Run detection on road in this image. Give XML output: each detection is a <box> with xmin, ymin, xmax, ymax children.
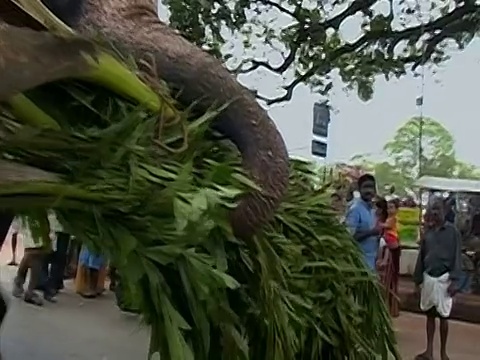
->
<box><xmin>394</xmin><ymin>312</ymin><xmax>480</xmax><ymax>359</ymax></box>
<box><xmin>0</xmin><ymin>237</ymin><xmax>480</xmax><ymax>359</ymax></box>
<box><xmin>0</xmin><ymin>265</ymin><xmax>148</xmax><ymax>360</ymax></box>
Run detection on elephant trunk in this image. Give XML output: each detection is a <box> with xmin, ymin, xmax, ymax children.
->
<box><xmin>77</xmin><ymin>1</ymin><xmax>290</xmax><ymax>238</ymax></box>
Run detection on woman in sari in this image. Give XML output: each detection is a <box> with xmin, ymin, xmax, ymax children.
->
<box><xmin>376</xmin><ymin>197</ymin><xmax>401</xmax><ymax>318</ymax></box>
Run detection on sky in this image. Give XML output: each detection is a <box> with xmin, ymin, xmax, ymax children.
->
<box><xmin>267</xmin><ymin>40</ymin><xmax>480</xmax><ymax>165</ymax></box>
<box><xmin>156</xmin><ymin>2</ymin><xmax>480</xmax><ymax>166</ymax></box>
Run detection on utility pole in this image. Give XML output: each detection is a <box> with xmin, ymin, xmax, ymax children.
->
<box><xmin>416</xmin><ymin>95</ymin><xmax>424</xmax><ymax>177</ymax></box>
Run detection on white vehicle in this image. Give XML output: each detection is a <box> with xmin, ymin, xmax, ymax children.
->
<box><xmin>413</xmin><ymin>176</ymin><xmax>480</xmax><ymax>293</ymax></box>
<box><xmin>415</xmin><ymin>176</ymin><xmax>480</xmax><ymax>214</ymax></box>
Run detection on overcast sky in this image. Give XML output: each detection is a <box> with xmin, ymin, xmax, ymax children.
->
<box><xmin>266</xmin><ymin>40</ymin><xmax>480</xmax><ymax>165</ymax></box>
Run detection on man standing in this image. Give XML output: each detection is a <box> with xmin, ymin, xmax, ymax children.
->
<box><xmin>345</xmin><ymin>174</ymin><xmax>380</xmax><ymax>271</ymax></box>
<box><xmin>45</xmin><ymin>211</ymin><xmax>70</xmax><ymax>293</ymax></box>
<box><xmin>413</xmin><ymin>199</ymin><xmax>462</xmax><ymax>360</ymax></box>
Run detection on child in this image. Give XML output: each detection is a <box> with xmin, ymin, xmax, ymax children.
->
<box><xmin>376</xmin><ymin>198</ymin><xmax>401</xmax><ymax>317</ymax></box>
<box><xmin>11</xmin><ymin>215</ymin><xmax>52</xmax><ymax>306</ymax></box>
<box><xmin>413</xmin><ymin>200</ymin><xmax>462</xmax><ymax>360</ymax></box>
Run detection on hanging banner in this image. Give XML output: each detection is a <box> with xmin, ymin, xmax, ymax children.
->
<box><xmin>311</xmin><ymin>139</ymin><xmax>327</xmax><ymax>158</ymax></box>
<box><xmin>312</xmin><ymin>101</ymin><xmax>330</xmax><ymax>138</ymax></box>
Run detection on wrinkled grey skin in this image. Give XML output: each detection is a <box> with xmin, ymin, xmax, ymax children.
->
<box><xmin>0</xmin><ymin>0</ymin><xmax>291</xmax><ymax>334</ymax></box>
<box><xmin>36</xmin><ymin>0</ymin><xmax>290</xmax><ymax>240</ymax></box>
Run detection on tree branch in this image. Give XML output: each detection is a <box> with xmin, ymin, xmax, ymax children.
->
<box><xmin>238</xmin><ymin>1</ymin><xmax>305</xmax><ymax>75</ymax></box>
<box><xmin>307</xmin><ymin>0</ymin><xmax>377</xmax><ymax>36</ymax></box>
<box><xmin>258</xmin><ymin>0</ymin><xmax>297</xmax><ymax>18</ymax></box>
<box><xmin>259</xmin><ymin>2</ymin><xmax>480</xmax><ymax>104</ymax></box>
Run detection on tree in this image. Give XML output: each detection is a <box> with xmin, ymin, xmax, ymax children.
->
<box><xmin>164</xmin><ymin>0</ymin><xmax>480</xmax><ymax>104</ymax></box>
<box><xmin>350</xmin><ymin>117</ymin><xmax>480</xmax><ymax>191</ymax></box>
<box><xmin>372</xmin><ymin>161</ymin><xmax>412</xmax><ymax>194</ymax></box>
<box><xmin>383</xmin><ymin>117</ymin><xmax>457</xmax><ymax>178</ymax></box>
<box><xmin>349</xmin><ymin>155</ymin><xmax>412</xmax><ymax>194</ymax></box>
<box><xmin>455</xmin><ymin>161</ymin><xmax>480</xmax><ymax>179</ymax></box>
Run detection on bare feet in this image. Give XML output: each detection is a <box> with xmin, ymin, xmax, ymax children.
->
<box><xmin>415</xmin><ymin>352</ymin><xmax>433</xmax><ymax>360</ymax></box>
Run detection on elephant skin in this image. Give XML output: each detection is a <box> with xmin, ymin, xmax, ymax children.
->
<box><xmin>33</xmin><ymin>0</ymin><xmax>290</xmax><ymax>240</ymax></box>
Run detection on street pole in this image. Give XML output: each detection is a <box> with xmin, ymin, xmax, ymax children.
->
<box><xmin>415</xmin><ymin>0</ymin><xmax>427</xmax><ymax>241</ymax></box>
<box><xmin>417</xmin><ymin>95</ymin><xmax>424</xmax><ymax>177</ymax></box>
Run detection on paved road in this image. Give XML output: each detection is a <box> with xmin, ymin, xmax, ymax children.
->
<box><xmin>0</xmin><ymin>266</ymin><xmax>148</xmax><ymax>360</ymax></box>
<box><xmin>394</xmin><ymin>312</ymin><xmax>480</xmax><ymax>359</ymax></box>
<box><xmin>1</xmin><ymin>235</ymin><xmax>480</xmax><ymax>359</ymax></box>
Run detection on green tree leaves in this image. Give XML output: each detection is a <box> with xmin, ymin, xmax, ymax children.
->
<box><xmin>161</xmin><ymin>0</ymin><xmax>480</xmax><ymax>104</ymax></box>
<box><xmin>352</xmin><ymin>117</ymin><xmax>480</xmax><ymax>194</ymax></box>
<box><xmin>384</xmin><ymin>117</ymin><xmax>456</xmax><ymax>179</ymax></box>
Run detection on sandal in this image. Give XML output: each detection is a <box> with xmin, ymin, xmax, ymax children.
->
<box><xmin>12</xmin><ymin>284</ymin><xmax>24</xmax><ymax>298</ymax></box>
<box><xmin>24</xmin><ymin>293</ymin><xmax>43</xmax><ymax>306</ymax></box>
<box><xmin>44</xmin><ymin>292</ymin><xmax>58</xmax><ymax>303</ymax></box>
<box><xmin>79</xmin><ymin>292</ymin><xmax>97</xmax><ymax>299</ymax></box>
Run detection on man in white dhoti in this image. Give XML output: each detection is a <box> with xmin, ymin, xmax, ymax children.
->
<box><xmin>413</xmin><ymin>199</ymin><xmax>462</xmax><ymax>360</ymax></box>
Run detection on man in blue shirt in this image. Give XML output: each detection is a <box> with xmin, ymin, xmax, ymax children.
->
<box><xmin>345</xmin><ymin>174</ymin><xmax>380</xmax><ymax>271</ymax></box>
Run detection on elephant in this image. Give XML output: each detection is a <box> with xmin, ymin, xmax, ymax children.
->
<box><xmin>0</xmin><ymin>0</ymin><xmax>290</xmax><ymax>345</ymax></box>
<box><xmin>0</xmin><ymin>0</ymin><xmax>289</xmax><ymax>240</ymax></box>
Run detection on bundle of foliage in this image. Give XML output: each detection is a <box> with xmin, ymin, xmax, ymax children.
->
<box><xmin>0</xmin><ymin>95</ymin><xmax>400</xmax><ymax>359</ymax></box>
<box><xmin>0</xmin><ymin>2</ymin><xmax>399</xmax><ymax>358</ymax></box>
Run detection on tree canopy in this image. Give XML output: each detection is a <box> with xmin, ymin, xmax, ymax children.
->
<box><xmin>163</xmin><ymin>0</ymin><xmax>480</xmax><ymax>104</ymax></box>
<box><xmin>350</xmin><ymin>117</ymin><xmax>480</xmax><ymax>194</ymax></box>
<box><xmin>384</xmin><ymin>116</ymin><xmax>457</xmax><ymax>178</ymax></box>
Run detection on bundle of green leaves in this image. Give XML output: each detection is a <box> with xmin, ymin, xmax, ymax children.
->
<box><xmin>0</xmin><ymin>79</ymin><xmax>399</xmax><ymax>359</ymax></box>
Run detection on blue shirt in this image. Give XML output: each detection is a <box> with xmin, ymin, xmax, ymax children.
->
<box><xmin>345</xmin><ymin>199</ymin><xmax>379</xmax><ymax>271</ymax></box>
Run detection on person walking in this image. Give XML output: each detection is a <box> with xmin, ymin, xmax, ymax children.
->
<box><xmin>11</xmin><ymin>215</ymin><xmax>51</xmax><ymax>306</ymax></box>
<box><xmin>413</xmin><ymin>199</ymin><xmax>462</xmax><ymax>360</ymax></box>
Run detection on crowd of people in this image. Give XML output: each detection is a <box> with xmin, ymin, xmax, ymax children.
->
<box><xmin>6</xmin><ymin>211</ymin><xmax>109</xmax><ymax>306</ymax></box>
<box><xmin>337</xmin><ymin>174</ymin><xmax>462</xmax><ymax>360</ymax></box>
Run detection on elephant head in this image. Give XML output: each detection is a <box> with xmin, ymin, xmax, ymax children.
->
<box><xmin>0</xmin><ymin>21</ymin><xmax>102</xmax><ymax>240</ymax></box>
<box><xmin>1</xmin><ymin>0</ymin><xmax>289</xmax><ymax>240</ymax></box>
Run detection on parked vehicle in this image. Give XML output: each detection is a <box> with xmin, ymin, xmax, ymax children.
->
<box><xmin>415</xmin><ymin>176</ymin><xmax>480</xmax><ymax>293</ymax></box>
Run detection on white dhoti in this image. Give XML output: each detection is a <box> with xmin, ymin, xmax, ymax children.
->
<box><xmin>420</xmin><ymin>272</ymin><xmax>453</xmax><ymax>318</ymax></box>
